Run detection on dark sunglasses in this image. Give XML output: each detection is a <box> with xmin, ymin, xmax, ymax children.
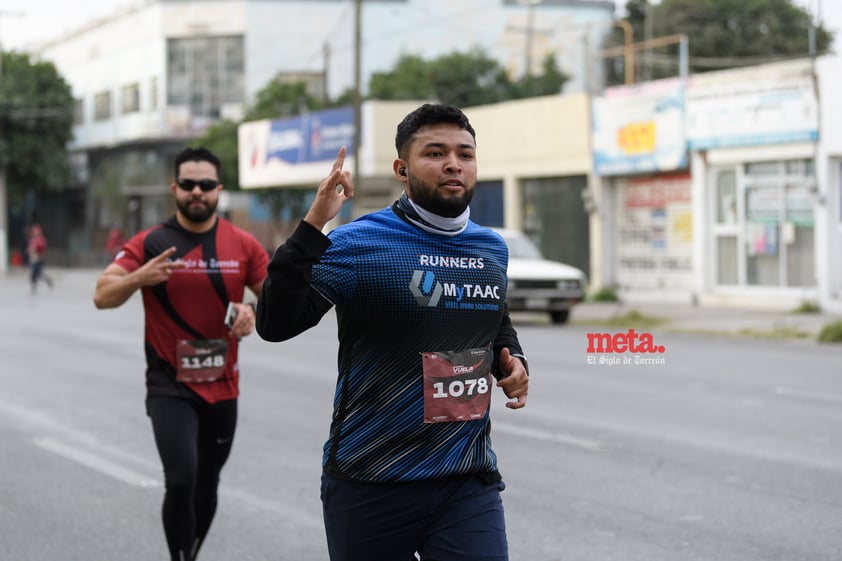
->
<box><xmin>177</xmin><ymin>178</ymin><xmax>220</xmax><ymax>192</ymax></box>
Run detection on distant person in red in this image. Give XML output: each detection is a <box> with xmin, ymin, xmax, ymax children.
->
<box><xmin>27</xmin><ymin>223</ymin><xmax>54</xmax><ymax>294</ymax></box>
<box><xmin>105</xmin><ymin>227</ymin><xmax>126</xmax><ymax>260</ymax></box>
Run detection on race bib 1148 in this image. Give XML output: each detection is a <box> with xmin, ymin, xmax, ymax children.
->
<box><xmin>176</xmin><ymin>338</ymin><xmax>228</xmax><ymax>383</ymax></box>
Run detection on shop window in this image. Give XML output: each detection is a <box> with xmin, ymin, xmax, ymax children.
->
<box><xmin>717</xmin><ymin>236</ymin><xmax>738</xmax><ymax>285</ymax></box>
<box><xmin>745</xmin><ymin>162</ymin><xmax>778</xmax><ymax>176</ymax></box>
<box><xmin>786</xmin><ymin>225</ymin><xmax>815</xmax><ymax>287</ymax></box>
<box><xmin>716</xmin><ymin>170</ymin><xmax>737</xmax><ymax>224</ymax></box>
<box><xmin>710</xmin><ymin>160</ymin><xmax>815</xmax><ymax>289</ymax></box>
<box><xmin>746</xmin><ymin>222</ymin><xmax>780</xmax><ymax>286</ymax></box>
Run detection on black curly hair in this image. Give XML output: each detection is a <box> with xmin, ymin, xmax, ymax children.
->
<box><xmin>395</xmin><ymin>103</ymin><xmax>476</xmax><ymax>158</ymax></box>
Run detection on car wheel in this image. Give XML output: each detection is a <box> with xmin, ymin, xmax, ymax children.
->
<box><xmin>550</xmin><ymin>310</ymin><xmax>570</xmax><ymax>324</ymax></box>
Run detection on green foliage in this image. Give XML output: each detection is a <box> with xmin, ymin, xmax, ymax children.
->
<box><xmin>369</xmin><ymin>55</ymin><xmax>433</xmax><ymax>101</ymax></box>
<box><xmin>529</xmin><ymin>54</ymin><xmax>568</xmax><ymax>97</ymax></box>
<box><xmin>604</xmin><ymin>0</ymin><xmax>834</xmax><ymax>85</ymax></box>
<box><xmin>792</xmin><ymin>300</ymin><xmax>821</xmax><ymax>314</ymax></box>
<box><xmin>256</xmin><ymin>188</ymin><xmax>311</xmax><ymax>223</ymax></box>
<box><xmin>817</xmin><ymin>321</ymin><xmax>842</xmax><ymax>343</ymax></box>
<box><xmin>189</xmin><ymin>119</ymin><xmax>240</xmax><ymax>189</ymax></box>
<box><xmin>735</xmin><ymin>326</ymin><xmax>810</xmax><ymax>339</ymax></box>
<box><xmin>590</xmin><ymin>286</ymin><xmax>619</xmax><ymax>302</ymax></box>
<box><xmin>368</xmin><ymin>47</ymin><xmax>568</xmax><ymax>107</ymax></box>
<box><xmin>590</xmin><ymin>309</ymin><xmax>669</xmax><ymax>329</ymax></box>
<box><xmin>0</xmin><ymin>52</ymin><xmax>75</xmax><ymax>204</ymax></box>
<box><xmin>246</xmin><ymin>80</ymin><xmax>328</xmax><ymax>121</ymax></box>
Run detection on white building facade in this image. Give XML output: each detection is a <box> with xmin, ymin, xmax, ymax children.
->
<box><xmin>24</xmin><ymin>0</ymin><xmax>614</xmax><ymax>263</ymax></box>
<box><xmin>815</xmin><ymin>54</ymin><xmax>842</xmax><ymax>314</ymax></box>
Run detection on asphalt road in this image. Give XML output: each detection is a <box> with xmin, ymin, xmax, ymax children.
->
<box><xmin>1</xmin><ymin>269</ymin><xmax>841</xmax><ymax>561</ymax></box>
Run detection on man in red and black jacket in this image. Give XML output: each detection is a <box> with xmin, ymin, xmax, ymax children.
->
<box><xmin>94</xmin><ymin>146</ymin><xmax>268</xmax><ymax>561</ymax></box>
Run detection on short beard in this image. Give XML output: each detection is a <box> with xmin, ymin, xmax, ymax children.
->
<box><xmin>407</xmin><ymin>176</ymin><xmax>473</xmax><ymax>218</ymax></box>
<box><xmin>177</xmin><ymin>197</ymin><xmax>217</xmax><ymax>224</ymax></box>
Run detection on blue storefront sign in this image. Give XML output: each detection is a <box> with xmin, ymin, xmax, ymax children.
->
<box><xmin>265</xmin><ymin>107</ymin><xmax>355</xmax><ymax>165</ymax></box>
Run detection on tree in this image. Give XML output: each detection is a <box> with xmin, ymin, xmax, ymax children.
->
<box><xmin>603</xmin><ymin>0</ymin><xmax>834</xmax><ymax>85</ymax></box>
<box><xmin>524</xmin><ymin>54</ymin><xmax>569</xmax><ymax>98</ymax></box>
<box><xmin>192</xmin><ymin>119</ymin><xmax>240</xmax><ymax>189</ymax></box>
<box><xmin>368</xmin><ymin>54</ymin><xmax>433</xmax><ymax>101</ymax></box>
<box><xmin>368</xmin><ymin>47</ymin><xmax>569</xmax><ymax>107</ymax></box>
<box><xmin>246</xmin><ymin>80</ymin><xmax>328</xmax><ymax>121</ymax></box>
<box><xmin>0</xmin><ymin>51</ymin><xmax>74</xmax><ymax>207</ymax></box>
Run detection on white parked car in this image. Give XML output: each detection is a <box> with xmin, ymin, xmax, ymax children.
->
<box><xmin>493</xmin><ymin>228</ymin><xmax>587</xmax><ymax>324</ymax></box>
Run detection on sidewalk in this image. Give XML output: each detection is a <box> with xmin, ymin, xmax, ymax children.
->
<box><xmin>569</xmin><ymin>300</ymin><xmax>842</xmax><ymax>341</ymax></box>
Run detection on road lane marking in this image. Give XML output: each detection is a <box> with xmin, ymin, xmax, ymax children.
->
<box><xmin>33</xmin><ymin>436</ymin><xmax>160</xmax><ymax>488</ymax></box>
<box><xmin>492</xmin><ymin>422</ymin><xmax>602</xmax><ymax>450</ymax></box>
<box><xmin>774</xmin><ymin>387</ymin><xmax>842</xmax><ymax>404</ymax></box>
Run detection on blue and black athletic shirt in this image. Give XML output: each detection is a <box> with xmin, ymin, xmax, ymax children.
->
<box><xmin>257</xmin><ymin>204</ymin><xmax>527</xmax><ymax>483</ymax></box>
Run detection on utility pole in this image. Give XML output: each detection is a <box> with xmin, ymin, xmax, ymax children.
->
<box><xmin>0</xmin><ymin>10</ymin><xmax>25</xmax><ymax>275</ymax></box>
<box><xmin>524</xmin><ymin>0</ymin><xmax>538</xmax><ymax>84</ymax></box>
<box><xmin>322</xmin><ymin>41</ymin><xmax>331</xmax><ymax>106</ymax></box>
<box><xmin>614</xmin><ymin>19</ymin><xmax>635</xmax><ymax>85</ymax></box>
<box><xmin>642</xmin><ymin>1</ymin><xmax>653</xmax><ymax>81</ymax></box>
<box><xmin>599</xmin><ymin>32</ymin><xmax>688</xmax><ymax>85</ymax></box>
<box><xmin>506</xmin><ymin>0</ymin><xmax>550</xmax><ymax>92</ymax></box>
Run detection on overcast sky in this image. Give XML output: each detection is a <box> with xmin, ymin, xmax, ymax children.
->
<box><xmin>0</xmin><ymin>0</ymin><xmax>837</xmax><ymax>58</ymax></box>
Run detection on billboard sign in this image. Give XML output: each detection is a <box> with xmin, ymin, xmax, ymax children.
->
<box><xmin>239</xmin><ymin>107</ymin><xmax>355</xmax><ymax>188</ymax></box>
<box><xmin>592</xmin><ymin>79</ymin><xmax>687</xmax><ymax>176</ymax></box>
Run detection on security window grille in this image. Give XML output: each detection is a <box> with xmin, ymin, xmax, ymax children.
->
<box><xmin>167</xmin><ymin>35</ymin><xmax>244</xmax><ymax>118</ymax></box>
<box><xmin>73</xmin><ymin>99</ymin><xmax>84</xmax><ymax>125</ymax></box>
<box><xmin>122</xmin><ymin>83</ymin><xmax>140</xmax><ymax>114</ymax></box>
<box><xmin>94</xmin><ymin>91</ymin><xmax>112</xmax><ymax>121</ymax></box>
<box><xmin>150</xmin><ymin>77</ymin><xmax>158</xmax><ymax>110</ymax></box>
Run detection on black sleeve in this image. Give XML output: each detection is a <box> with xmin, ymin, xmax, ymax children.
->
<box><xmin>491</xmin><ymin>302</ymin><xmax>529</xmax><ymax>380</ymax></box>
<box><xmin>255</xmin><ymin>221</ymin><xmax>335</xmax><ymax>342</ymax></box>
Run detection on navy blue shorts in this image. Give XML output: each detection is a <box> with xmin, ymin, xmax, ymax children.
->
<box><xmin>321</xmin><ymin>472</ymin><xmax>508</xmax><ymax>561</ymax></box>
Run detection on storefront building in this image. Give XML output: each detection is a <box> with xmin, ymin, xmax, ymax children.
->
<box><xmin>591</xmin><ymin>78</ymin><xmax>694</xmax><ymax>302</ymax></box>
<box><xmin>686</xmin><ymin>59</ymin><xmax>820</xmax><ymax>310</ymax></box>
<box><xmin>591</xmin><ymin>58</ymin><xmax>826</xmax><ymax>310</ymax></box>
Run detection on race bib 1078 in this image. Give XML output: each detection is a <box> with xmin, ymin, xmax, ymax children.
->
<box><xmin>421</xmin><ymin>347</ymin><xmax>492</xmax><ymax>423</ymax></box>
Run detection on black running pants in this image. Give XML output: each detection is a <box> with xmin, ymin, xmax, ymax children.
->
<box><xmin>146</xmin><ymin>395</ymin><xmax>237</xmax><ymax>561</ymax></box>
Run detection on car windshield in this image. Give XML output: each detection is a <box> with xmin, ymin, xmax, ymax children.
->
<box><xmin>502</xmin><ymin>233</ymin><xmax>544</xmax><ymax>260</ymax></box>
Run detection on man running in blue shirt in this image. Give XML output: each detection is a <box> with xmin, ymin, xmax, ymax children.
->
<box><xmin>256</xmin><ymin>103</ymin><xmax>529</xmax><ymax>561</ymax></box>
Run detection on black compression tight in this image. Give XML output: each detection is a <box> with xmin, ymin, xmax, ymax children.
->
<box><xmin>147</xmin><ymin>395</ymin><xmax>237</xmax><ymax>561</ymax></box>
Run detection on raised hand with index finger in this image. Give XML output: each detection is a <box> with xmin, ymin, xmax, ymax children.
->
<box><xmin>304</xmin><ymin>146</ymin><xmax>354</xmax><ymax>231</ymax></box>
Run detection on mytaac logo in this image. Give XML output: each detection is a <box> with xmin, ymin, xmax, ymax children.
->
<box><xmin>410</xmin><ymin>270</ymin><xmax>443</xmax><ymax>307</ymax></box>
